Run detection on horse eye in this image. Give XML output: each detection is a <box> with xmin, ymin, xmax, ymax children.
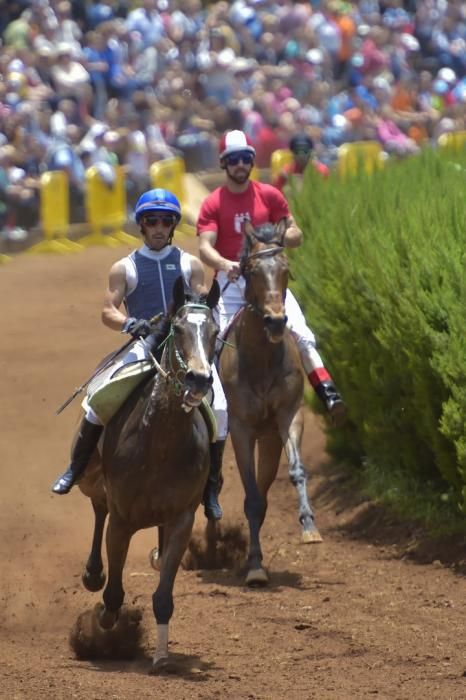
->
<box><xmin>172</xmin><ymin>321</ymin><xmax>183</xmax><ymax>334</ymax></box>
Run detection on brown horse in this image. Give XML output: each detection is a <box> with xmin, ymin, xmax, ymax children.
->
<box><xmin>77</xmin><ymin>276</ymin><xmax>220</xmax><ymax>672</ymax></box>
<box><xmin>219</xmin><ymin>220</ymin><xmax>322</xmax><ymax>586</ymax></box>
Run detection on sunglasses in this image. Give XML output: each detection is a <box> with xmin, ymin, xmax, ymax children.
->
<box><xmin>225</xmin><ymin>152</ymin><xmax>254</xmax><ymax>166</ymax></box>
<box><xmin>142</xmin><ymin>215</ymin><xmax>176</xmax><ymax>228</ymax></box>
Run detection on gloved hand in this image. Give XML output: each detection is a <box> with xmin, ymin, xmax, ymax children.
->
<box><xmin>122</xmin><ymin>317</ymin><xmax>152</xmax><ymax>339</ymax></box>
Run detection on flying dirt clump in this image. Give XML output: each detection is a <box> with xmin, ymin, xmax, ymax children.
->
<box><xmin>69</xmin><ymin>603</ymin><xmax>146</xmax><ymax>660</ymax></box>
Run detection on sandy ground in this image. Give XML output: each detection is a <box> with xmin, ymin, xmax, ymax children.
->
<box><xmin>0</xmin><ymin>239</ymin><xmax>465</xmax><ymax>700</ymax></box>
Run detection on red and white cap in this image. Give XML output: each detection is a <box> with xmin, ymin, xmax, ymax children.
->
<box><xmin>219</xmin><ymin>130</ymin><xmax>256</xmax><ymax>159</ymax></box>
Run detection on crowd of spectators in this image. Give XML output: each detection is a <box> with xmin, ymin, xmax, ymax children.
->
<box><xmin>0</xmin><ymin>0</ymin><xmax>464</xmax><ymax>237</ymax></box>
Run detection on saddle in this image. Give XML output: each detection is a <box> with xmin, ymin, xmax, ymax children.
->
<box><xmin>82</xmin><ymin>359</ymin><xmax>217</xmax><ymax>442</ymax></box>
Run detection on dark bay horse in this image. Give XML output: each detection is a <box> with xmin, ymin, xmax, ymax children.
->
<box><xmin>219</xmin><ymin>220</ymin><xmax>322</xmax><ymax>586</ymax></box>
<box><xmin>77</xmin><ymin>276</ymin><xmax>220</xmax><ymax>672</ymax></box>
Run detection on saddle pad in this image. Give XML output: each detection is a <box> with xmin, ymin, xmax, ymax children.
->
<box><xmin>83</xmin><ymin>360</ymin><xmax>156</xmax><ymax>425</ymax></box>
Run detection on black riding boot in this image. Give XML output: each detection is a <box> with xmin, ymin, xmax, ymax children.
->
<box><xmin>51</xmin><ymin>418</ymin><xmax>103</xmax><ymax>495</ymax></box>
<box><xmin>203</xmin><ymin>439</ymin><xmax>226</xmax><ymax>520</ymax></box>
<box><xmin>314</xmin><ymin>380</ymin><xmax>347</xmax><ymax>426</ymax></box>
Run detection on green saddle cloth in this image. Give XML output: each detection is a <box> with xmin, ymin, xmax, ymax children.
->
<box><xmin>82</xmin><ymin>359</ymin><xmax>217</xmax><ymax>442</ymax></box>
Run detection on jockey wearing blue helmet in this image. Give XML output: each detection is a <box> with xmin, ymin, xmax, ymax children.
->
<box><xmin>52</xmin><ymin>184</ymin><xmax>229</xmax><ymax>512</ymax></box>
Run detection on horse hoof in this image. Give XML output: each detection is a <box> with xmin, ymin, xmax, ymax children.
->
<box><xmin>82</xmin><ymin>568</ymin><xmax>106</xmax><ymax>592</ymax></box>
<box><xmin>245</xmin><ymin>568</ymin><xmax>269</xmax><ymax>587</ymax></box>
<box><xmin>149</xmin><ymin>655</ymin><xmax>171</xmax><ymax>675</ymax></box>
<box><xmin>149</xmin><ymin>547</ymin><xmax>161</xmax><ymax>571</ymax></box>
<box><xmin>302</xmin><ymin>530</ymin><xmax>323</xmax><ymax>544</ymax></box>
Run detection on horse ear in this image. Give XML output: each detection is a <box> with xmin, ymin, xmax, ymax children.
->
<box><xmin>276</xmin><ymin>217</ymin><xmax>287</xmax><ymax>245</ymax></box>
<box><xmin>205</xmin><ymin>279</ymin><xmax>220</xmax><ymax>309</ymax></box>
<box><xmin>172</xmin><ymin>275</ymin><xmax>186</xmax><ymax>312</ymax></box>
<box><xmin>243</xmin><ymin>218</ymin><xmax>256</xmax><ymax>244</ymax></box>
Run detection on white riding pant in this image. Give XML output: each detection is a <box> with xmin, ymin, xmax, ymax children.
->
<box><xmin>86</xmin><ymin>338</ymin><xmax>228</xmax><ymax>440</ymax></box>
<box><xmin>215</xmin><ymin>270</ymin><xmax>325</xmax><ymax>376</ymax></box>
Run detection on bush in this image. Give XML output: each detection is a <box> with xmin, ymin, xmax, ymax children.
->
<box><xmin>289</xmin><ymin>147</ymin><xmax>466</xmax><ymax>524</ymax></box>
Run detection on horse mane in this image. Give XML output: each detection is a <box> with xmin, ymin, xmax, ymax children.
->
<box><xmin>150</xmin><ymin>314</ymin><xmax>172</xmax><ymax>363</ymax></box>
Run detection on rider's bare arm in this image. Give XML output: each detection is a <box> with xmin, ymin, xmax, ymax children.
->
<box><xmin>189</xmin><ymin>255</ymin><xmax>207</xmax><ymax>295</ymax></box>
<box><xmin>283</xmin><ymin>214</ymin><xmax>303</xmax><ymax>248</ymax></box>
<box><xmin>199</xmin><ymin>230</ymin><xmax>241</xmax><ymax>281</ymax></box>
<box><xmin>101</xmin><ymin>260</ymin><xmax>130</xmax><ymax>331</ymax></box>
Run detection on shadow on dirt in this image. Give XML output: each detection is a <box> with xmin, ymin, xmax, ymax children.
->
<box><xmin>69</xmin><ymin>604</ymin><xmax>220</xmax><ymax>679</ymax></box>
<box><xmin>311</xmin><ymin>463</ymin><xmax>466</xmax><ymax>575</ymax></box>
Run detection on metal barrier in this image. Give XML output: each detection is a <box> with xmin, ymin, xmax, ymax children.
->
<box><xmin>27</xmin><ymin>171</ymin><xmax>82</xmax><ymax>254</ymax></box>
<box><xmin>80</xmin><ymin>165</ymin><xmax>137</xmax><ymax>248</ymax></box>
<box><xmin>337</xmin><ymin>141</ymin><xmax>385</xmax><ymax>178</ymax></box>
<box><xmin>150</xmin><ymin>157</ymin><xmax>186</xmax><ymax>206</ymax></box>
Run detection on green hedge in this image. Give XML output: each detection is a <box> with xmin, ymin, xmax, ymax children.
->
<box><xmin>289</xmin><ymin>148</ymin><xmax>466</xmax><ymax>521</ymax></box>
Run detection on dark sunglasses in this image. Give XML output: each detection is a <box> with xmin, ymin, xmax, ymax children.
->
<box><xmin>142</xmin><ymin>214</ymin><xmax>176</xmax><ymax>227</ymax></box>
<box><xmin>225</xmin><ymin>152</ymin><xmax>254</xmax><ymax>166</ymax></box>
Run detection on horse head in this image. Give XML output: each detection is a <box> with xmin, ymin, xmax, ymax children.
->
<box><xmin>167</xmin><ymin>276</ymin><xmax>220</xmax><ymax>408</ymax></box>
<box><xmin>241</xmin><ymin>218</ymin><xmax>289</xmax><ymax>343</ymax></box>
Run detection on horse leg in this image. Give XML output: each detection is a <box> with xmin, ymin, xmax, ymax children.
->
<box><xmin>230</xmin><ymin>423</ymin><xmax>267</xmax><ymax>586</ymax></box>
<box><xmin>151</xmin><ymin>510</ymin><xmax>195</xmax><ymax>673</ymax></box>
<box><xmin>82</xmin><ymin>496</ymin><xmax>108</xmax><ymax>591</ymax></box>
<box><xmin>284</xmin><ymin>408</ymin><xmax>322</xmax><ymax>543</ymax></box>
<box><xmin>100</xmin><ymin>512</ymin><xmax>132</xmax><ymax>630</ymax></box>
<box><xmin>149</xmin><ymin>526</ymin><xmax>164</xmax><ymax>572</ymax></box>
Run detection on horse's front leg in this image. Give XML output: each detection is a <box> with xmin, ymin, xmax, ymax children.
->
<box><xmin>82</xmin><ymin>496</ymin><xmax>108</xmax><ymax>591</ymax></box>
<box><xmin>100</xmin><ymin>512</ymin><xmax>132</xmax><ymax>629</ymax></box>
<box><xmin>283</xmin><ymin>408</ymin><xmax>322</xmax><ymax>543</ymax></box>
<box><xmin>230</xmin><ymin>421</ymin><xmax>267</xmax><ymax>586</ymax></box>
<box><xmin>151</xmin><ymin>509</ymin><xmax>195</xmax><ymax>673</ymax></box>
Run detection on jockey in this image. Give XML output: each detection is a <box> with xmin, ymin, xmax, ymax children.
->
<box><xmin>197</xmin><ymin>129</ymin><xmax>346</xmax><ymax>421</ymax></box>
<box><xmin>272</xmin><ymin>133</ymin><xmax>329</xmax><ymax>192</ymax></box>
<box><xmin>52</xmin><ymin>188</ymin><xmax>228</xmax><ymax>521</ymax></box>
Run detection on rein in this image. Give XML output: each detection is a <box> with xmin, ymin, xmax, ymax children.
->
<box><xmin>151</xmin><ymin>302</ymin><xmax>213</xmax><ymax>398</ymax></box>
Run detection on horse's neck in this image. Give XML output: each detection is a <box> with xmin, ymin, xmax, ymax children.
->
<box><xmin>237</xmin><ymin>307</ymin><xmax>285</xmax><ymax>361</ymax></box>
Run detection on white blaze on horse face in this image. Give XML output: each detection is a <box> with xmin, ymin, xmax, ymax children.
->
<box><xmin>187</xmin><ymin>312</ymin><xmax>210</xmax><ymax>371</ymax></box>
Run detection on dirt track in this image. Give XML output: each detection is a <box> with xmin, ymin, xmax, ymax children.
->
<box><xmin>1</xmin><ymin>240</ymin><xmax>465</xmax><ymax>700</ymax></box>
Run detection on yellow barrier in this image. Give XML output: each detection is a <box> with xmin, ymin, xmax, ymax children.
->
<box><xmin>80</xmin><ymin>165</ymin><xmax>137</xmax><ymax>248</ymax></box>
<box><xmin>337</xmin><ymin>141</ymin><xmax>385</xmax><ymax>178</ymax></box>
<box><xmin>27</xmin><ymin>171</ymin><xmax>82</xmax><ymax>254</ymax></box>
<box><xmin>270</xmin><ymin>149</ymin><xmax>294</xmax><ymax>181</ymax></box>
<box><xmin>438</xmin><ymin>130</ymin><xmax>466</xmax><ymax>151</ymax></box>
<box><xmin>0</xmin><ymin>253</ymin><xmax>11</xmax><ymax>264</ymax></box>
<box><xmin>150</xmin><ymin>157</ymin><xmax>186</xmax><ymax>206</ymax></box>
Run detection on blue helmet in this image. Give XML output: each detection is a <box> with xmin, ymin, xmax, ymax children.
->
<box><xmin>135</xmin><ymin>188</ymin><xmax>181</xmax><ymax>224</ymax></box>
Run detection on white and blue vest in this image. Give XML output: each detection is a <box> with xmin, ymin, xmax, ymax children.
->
<box><xmin>124</xmin><ymin>245</ymin><xmax>191</xmax><ymax>320</ymax></box>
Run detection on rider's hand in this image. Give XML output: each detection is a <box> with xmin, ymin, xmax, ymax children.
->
<box><xmin>222</xmin><ymin>260</ymin><xmax>241</xmax><ymax>282</ymax></box>
<box><xmin>122</xmin><ymin>317</ymin><xmax>152</xmax><ymax>339</ymax></box>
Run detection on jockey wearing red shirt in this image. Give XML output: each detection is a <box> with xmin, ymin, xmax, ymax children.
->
<box><xmin>197</xmin><ymin>129</ymin><xmax>346</xmax><ymax>426</ymax></box>
<box><xmin>272</xmin><ymin>133</ymin><xmax>329</xmax><ymax>193</ymax></box>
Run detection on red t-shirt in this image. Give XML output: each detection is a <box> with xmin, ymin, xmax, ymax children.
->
<box><xmin>197</xmin><ymin>180</ymin><xmax>290</xmax><ymax>261</ymax></box>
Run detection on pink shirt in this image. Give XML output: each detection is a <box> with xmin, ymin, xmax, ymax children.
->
<box><xmin>197</xmin><ymin>181</ymin><xmax>290</xmax><ymax>262</ymax></box>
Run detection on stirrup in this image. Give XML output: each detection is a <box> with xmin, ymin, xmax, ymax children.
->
<box><xmin>51</xmin><ymin>469</ymin><xmax>77</xmax><ymax>495</ymax></box>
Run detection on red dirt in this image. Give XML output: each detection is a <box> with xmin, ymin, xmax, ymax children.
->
<box><xmin>1</xmin><ymin>241</ymin><xmax>465</xmax><ymax>700</ymax></box>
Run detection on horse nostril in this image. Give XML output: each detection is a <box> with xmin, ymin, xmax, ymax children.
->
<box><xmin>185</xmin><ymin>370</ymin><xmax>212</xmax><ymax>392</ymax></box>
<box><xmin>263</xmin><ymin>315</ymin><xmax>287</xmax><ymax>332</ymax></box>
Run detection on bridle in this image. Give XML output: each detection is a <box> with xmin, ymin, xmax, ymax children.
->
<box><xmin>150</xmin><ymin>302</ymin><xmax>215</xmax><ymax>398</ymax></box>
<box><xmin>241</xmin><ymin>243</ymin><xmax>288</xmax><ymax>318</ymax></box>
